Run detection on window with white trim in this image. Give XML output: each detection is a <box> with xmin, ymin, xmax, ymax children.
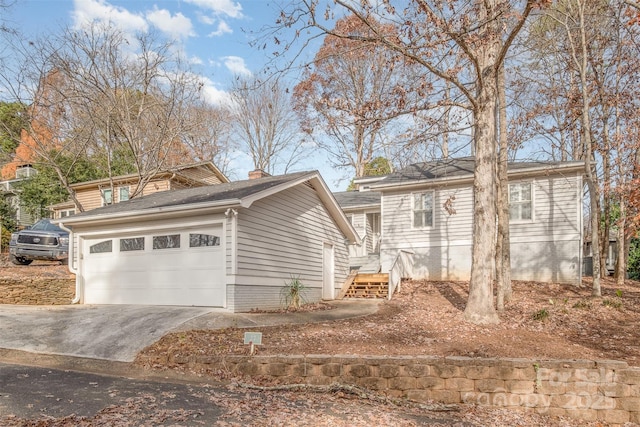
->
<box><xmin>102</xmin><ymin>189</ymin><xmax>112</xmax><ymax>206</ymax></box>
<box><xmin>413</xmin><ymin>191</ymin><xmax>434</xmax><ymax>228</ymax></box>
<box><xmin>120</xmin><ymin>237</ymin><xmax>144</xmax><ymax>252</ymax></box>
<box><xmin>153</xmin><ymin>234</ymin><xmax>180</xmax><ymax>249</ymax></box>
<box><xmin>189</xmin><ymin>233</ymin><xmax>220</xmax><ymax>247</ymax></box>
<box><xmin>509</xmin><ymin>182</ymin><xmax>533</xmax><ymax>221</ymax></box>
<box><xmin>119</xmin><ymin>186</ymin><xmax>130</xmax><ymax>202</ymax></box>
<box><xmin>59</xmin><ymin>209</ymin><xmax>75</xmax><ymax>218</ymax></box>
<box><xmin>90</xmin><ymin>240</ymin><xmax>112</xmax><ymax>254</ymax></box>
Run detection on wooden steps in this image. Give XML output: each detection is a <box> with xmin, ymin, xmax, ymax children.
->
<box><xmin>343</xmin><ymin>273</ymin><xmax>389</xmax><ymax>299</ymax></box>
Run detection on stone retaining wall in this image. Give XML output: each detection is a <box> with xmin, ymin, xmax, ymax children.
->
<box><xmin>151</xmin><ymin>354</ymin><xmax>640</xmax><ymax>424</ymax></box>
<box><xmin>0</xmin><ymin>278</ymin><xmax>75</xmax><ymax>305</ymax></box>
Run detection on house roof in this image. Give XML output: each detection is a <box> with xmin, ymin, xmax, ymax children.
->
<box><xmin>333</xmin><ymin>191</ymin><xmax>381</xmax><ymax>210</ymax></box>
<box><xmin>68</xmin><ymin>161</ymin><xmax>229</xmax><ymax>190</ymax></box>
<box><xmin>57</xmin><ymin>171</ymin><xmax>360</xmax><ymax>244</ymax></box>
<box><xmin>371</xmin><ymin>157</ymin><xmax>586</xmax><ymax>190</ymax></box>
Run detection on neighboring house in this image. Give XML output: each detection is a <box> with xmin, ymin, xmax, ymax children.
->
<box><xmin>584</xmin><ymin>232</ymin><xmax>618</xmax><ymax>276</ymax></box>
<box><xmin>56</xmin><ymin>171</ymin><xmax>359</xmax><ymax>311</ymax></box>
<box><xmin>0</xmin><ymin>164</ymin><xmax>38</xmax><ymax>227</ymax></box>
<box><xmin>335</xmin><ymin>158</ymin><xmax>586</xmax><ymax>286</ymax></box>
<box><xmin>50</xmin><ymin>162</ymin><xmax>228</xmax><ymax>219</ymax></box>
<box><xmin>364</xmin><ymin>157</ymin><xmax>586</xmax><ymax>285</ymax></box>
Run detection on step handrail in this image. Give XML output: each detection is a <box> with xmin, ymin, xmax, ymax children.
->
<box><xmin>388</xmin><ymin>249</ymin><xmax>414</xmax><ymax>299</ymax></box>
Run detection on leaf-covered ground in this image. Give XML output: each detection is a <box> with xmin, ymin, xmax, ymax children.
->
<box><xmin>138</xmin><ymin>278</ymin><xmax>640</xmax><ymax>367</ymax></box>
<box><xmin>3</xmin><ymin>257</ymin><xmax>639</xmax><ymax>426</ymax></box>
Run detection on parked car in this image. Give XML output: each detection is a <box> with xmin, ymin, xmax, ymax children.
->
<box><xmin>9</xmin><ymin>219</ymin><xmax>69</xmax><ymax>265</ymax></box>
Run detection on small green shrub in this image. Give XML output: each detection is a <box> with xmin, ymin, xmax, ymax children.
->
<box><xmin>572</xmin><ymin>300</ymin><xmax>591</xmax><ymax>310</ymax></box>
<box><xmin>615</xmin><ymin>289</ymin><xmax>623</xmax><ymax>298</ymax></box>
<box><xmin>281</xmin><ymin>275</ymin><xmax>307</xmax><ymax>310</ymax></box>
<box><xmin>602</xmin><ymin>298</ymin><xmax>622</xmax><ymax>309</ymax></box>
<box><xmin>532</xmin><ymin>308</ymin><xmax>549</xmax><ymax>321</ymax></box>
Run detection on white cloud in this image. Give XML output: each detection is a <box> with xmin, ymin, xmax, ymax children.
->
<box><xmin>199</xmin><ymin>76</ymin><xmax>231</xmax><ymax>106</ymax></box>
<box><xmin>71</xmin><ymin>0</ymin><xmax>148</xmax><ymax>32</ymax></box>
<box><xmin>146</xmin><ymin>7</ymin><xmax>194</xmax><ymax>40</ymax></box>
<box><xmin>184</xmin><ymin>0</ymin><xmax>243</xmax><ymax>18</ymax></box>
<box><xmin>222</xmin><ymin>56</ymin><xmax>251</xmax><ymax>76</ymax></box>
<box><xmin>208</xmin><ymin>20</ymin><xmax>232</xmax><ymax>37</ymax></box>
<box><xmin>189</xmin><ymin>55</ymin><xmax>204</xmax><ymax>65</ymax></box>
<box><xmin>196</xmin><ymin>13</ymin><xmax>216</xmax><ymax>25</ymax></box>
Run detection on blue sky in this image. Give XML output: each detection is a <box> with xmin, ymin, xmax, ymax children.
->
<box><xmin>6</xmin><ymin>0</ymin><xmax>279</xmax><ymax>102</ymax></box>
<box><xmin>3</xmin><ymin>0</ymin><xmax>347</xmax><ymax>189</ymax></box>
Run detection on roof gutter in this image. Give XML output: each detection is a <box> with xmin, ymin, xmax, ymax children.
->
<box><xmin>370</xmin><ymin>162</ymin><xmax>586</xmax><ymax>192</ymax></box>
<box><xmin>56</xmin><ymin>198</ymin><xmax>243</xmax><ymax>228</ymax></box>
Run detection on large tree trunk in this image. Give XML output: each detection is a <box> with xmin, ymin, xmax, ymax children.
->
<box><xmin>495</xmin><ymin>65</ymin><xmax>512</xmax><ymax>311</ymax></box>
<box><xmin>574</xmin><ymin>0</ymin><xmax>601</xmax><ymax>296</ymax></box>
<box><xmin>464</xmin><ymin>56</ymin><xmax>500</xmax><ymax>324</ymax></box>
<box><xmin>615</xmin><ymin>198</ymin><xmax>627</xmax><ymax>286</ymax></box>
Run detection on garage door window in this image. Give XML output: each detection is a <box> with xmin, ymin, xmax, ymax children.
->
<box><xmin>90</xmin><ymin>240</ymin><xmax>113</xmax><ymax>254</ymax></box>
<box><xmin>120</xmin><ymin>237</ymin><xmax>144</xmax><ymax>252</ymax></box>
<box><xmin>189</xmin><ymin>233</ymin><xmax>220</xmax><ymax>247</ymax></box>
<box><xmin>153</xmin><ymin>234</ymin><xmax>180</xmax><ymax>249</ymax></box>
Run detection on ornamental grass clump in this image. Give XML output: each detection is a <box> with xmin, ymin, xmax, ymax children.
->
<box><xmin>281</xmin><ymin>276</ymin><xmax>307</xmax><ymax>310</ymax></box>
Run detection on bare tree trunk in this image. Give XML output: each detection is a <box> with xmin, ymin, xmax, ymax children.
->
<box><xmin>568</xmin><ymin>0</ymin><xmax>601</xmax><ymax>295</ymax></box>
<box><xmin>464</xmin><ymin>53</ymin><xmax>500</xmax><ymax>324</ymax></box>
<box><xmin>615</xmin><ymin>199</ymin><xmax>626</xmax><ymax>286</ymax></box>
<box><xmin>496</xmin><ymin>64</ymin><xmax>512</xmax><ymax>311</ymax></box>
<box><xmin>600</xmin><ymin>136</ymin><xmax>611</xmax><ymax>276</ymax></box>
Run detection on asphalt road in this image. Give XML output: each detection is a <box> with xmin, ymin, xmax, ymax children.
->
<box><xmin>0</xmin><ymin>362</ymin><xmax>226</xmax><ymax>424</ymax></box>
<box><xmin>0</xmin><ymin>361</ymin><xmax>470</xmax><ymax>426</ymax></box>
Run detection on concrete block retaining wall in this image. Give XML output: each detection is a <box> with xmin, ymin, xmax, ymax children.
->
<box><xmin>0</xmin><ymin>278</ymin><xmax>75</xmax><ymax>305</ymax></box>
<box><xmin>155</xmin><ymin>354</ymin><xmax>640</xmax><ymax>424</ymax></box>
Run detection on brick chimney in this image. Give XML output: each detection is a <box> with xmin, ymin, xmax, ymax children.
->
<box><xmin>248</xmin><ymin>169</ymin><xmax>270</xmax><ymax>180</ymax></box>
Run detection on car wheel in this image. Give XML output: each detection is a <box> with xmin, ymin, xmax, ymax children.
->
<box><xmin>10</xmin><ymin>255</ymin><xmax>33</xmax><ymax>265</ymax></box>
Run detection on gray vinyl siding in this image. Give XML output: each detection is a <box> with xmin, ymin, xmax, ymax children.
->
<box><xmin>508</xmin><ymin>173</ymin><xmax>582</xmax><ymax>284</ymax></box>
<box><xmin>346</xmin><ymin>210</ymin><xmax>367</xmax><ymax>257</ymax></box>
<box><xmin>228</xmin><ymin>184</ymin><xmax>350</xmax><ymax>312</ymax></box>
<box><xmin>365</xmin><ymin>214</ymin><xmax>374</xmax><ymax>254</ymax></box>
<box><xmin>351</xmin><ymin>212</ymin><xmax>366</xmax><ymax>239</ymax></box>
<box><xmin>381</xmin><ymin>184</ymin><xmax>473</xmax><ymax>280</ymax></box>
<box><xmin>379</xmin><ymin>172</ymin><xmax>582</xmax><ymax>284</ymax></box>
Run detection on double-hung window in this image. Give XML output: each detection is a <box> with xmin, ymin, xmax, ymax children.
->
<box><xmin>509</xmin><ymin>182</ymin><xmax>533</xmax><ymax>221</ymax></box>
<box><xmin>119</xmin><ymin>186</ymin><xmax>130</xmax><ymax>202</ymax></box>
<box><xmin>102</xmin><ymin>189</ymin><xmax>113</xmax><ymax>206</ymax></box>
<box><xmin>413</xmin><ymin>191</ymin><xmax>434</xmax><ymax>228</ymax></box>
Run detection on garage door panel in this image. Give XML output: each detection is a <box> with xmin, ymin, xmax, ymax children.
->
<box><xmin>82</xmin><ymin>225</ymin><xmax>225</xmax><ymax>307</ymax></box>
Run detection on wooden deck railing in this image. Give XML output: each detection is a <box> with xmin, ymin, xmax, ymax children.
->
<box><xmin>388</xmin><ymin>250</ymin><xmax>414</xmax><ymax>299</ymax></box>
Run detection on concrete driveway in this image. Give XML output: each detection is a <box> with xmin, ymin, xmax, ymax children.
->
<box><xmin>0</xmin><ymin>300</ymin><xmax>380</xmax><ymax>363</ymax></box>
<box><xmin>0</xmin><ymin>305</ymin><xmax>214</xmax><ymax>362</ymax></box>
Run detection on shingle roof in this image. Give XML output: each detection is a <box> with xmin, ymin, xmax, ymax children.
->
<box><xmin>376</xmin><ymin>157</ymin><xmax>584</xmax><ymax>187</ymax></box>
<box><xmin>67</xmin><ymin>171</ymin><xmax>314</xmax><ymax>219</ymax></box>
<box><xmin>333</xmin><ymin>191</ymin><xmax>381</xmax><ymax>209</ymax></box>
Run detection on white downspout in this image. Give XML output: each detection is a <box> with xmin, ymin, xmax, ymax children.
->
<box><xmin>57</xmin><ymin>222</ymin><xmax>81</xmax><ymax>304</ymax></box>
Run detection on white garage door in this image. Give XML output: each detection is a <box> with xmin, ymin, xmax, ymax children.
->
<box><xmin>82</xmin><ymin>225</ymin><xmax>225</xmax><ymax>306</ymax></box>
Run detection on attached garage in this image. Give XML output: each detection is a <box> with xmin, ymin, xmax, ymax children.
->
<box><xmin>81</xmin><ymin>224</ymin><xmax>224</xmax><ymax>306</ymax></box>
<box><xmin>58</xmin><ymin>171</ymin><xmax>359</xmax><ymax>312</ymax></box>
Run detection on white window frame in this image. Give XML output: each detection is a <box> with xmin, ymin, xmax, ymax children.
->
<box><xmin>118</xmin><ymin>186</ymin><xmax>130</xmax><ymax>202</ymax></box>
<box><xmin>102</xmin><ymin>188</ymin><xmax>113</xmax><ymax>206</ymax></box>
<box><xmin>59</xmin><ymin>208</ymin><xmax>75</xmax><ymax>218</ymax></box>
<box><xmin>412</xmin><ymin>190</ymin><xmax>434</xmax><ymax>228</ymax></box>
<box><xmin>509</xmin><ymin>181</ymin><xmax>534</xmax><ymax>222</ymax></box>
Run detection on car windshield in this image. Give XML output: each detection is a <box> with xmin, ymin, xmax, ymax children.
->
<box><xmin>29</xmin><ymin>220</ymin><xmax>64</xmax><ymax>233</ymax></box>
